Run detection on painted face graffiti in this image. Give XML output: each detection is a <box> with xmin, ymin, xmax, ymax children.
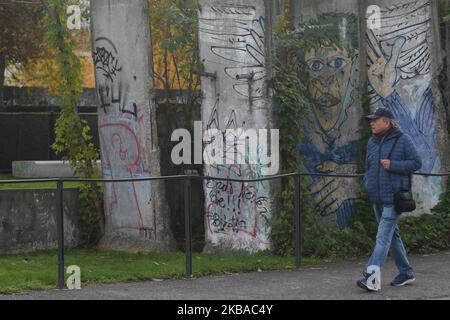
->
<box><xmin>305</xmin><ymin>45</ymin><xmax>354</xmax><ymax>132</ymax></box>
<box><xmin>296</xmin><ymin>12</ymin><xmax>361</xmax><ymax>228</ymax></box>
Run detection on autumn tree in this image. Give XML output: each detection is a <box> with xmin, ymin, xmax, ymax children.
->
<box><xmin>149</xmin><ymin>0</ymin><xmax>200</xmax><ymax>102</ymax></box>
<box><xmin>0</xmin><ymin>0</ymin><xmax>47</xmax><ymax>106</ymax></box>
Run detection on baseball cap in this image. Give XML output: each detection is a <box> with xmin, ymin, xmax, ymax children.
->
<box><xmin>366</xmin><ymin>107</ymin><xmax>394</xmax><ymax>120</ymax></box>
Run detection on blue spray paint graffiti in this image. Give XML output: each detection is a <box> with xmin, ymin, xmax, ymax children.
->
<box><xmin>367</xmin><ymin>0</ymin><xmax>442</xmax><ymax>212</ymax></box>
<box><xmin>297</xmin><ymin>13</ymin><xmax>361</xmax><ymax>228</ymax></box>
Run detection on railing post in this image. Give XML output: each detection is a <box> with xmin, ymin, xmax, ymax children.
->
<box><xmin>184</xmin><ymin>176</ymin><xmax>193</xmax><ymax>278</ymax></box>
<box><xmin>56</xmin><ymin>179</ymin><xmax>65</xmax><ymax>289</ymax></box>
<box><xmin>295</xmin><ymin>173</ymin><xmax>302</xmax><ymax>270</ymax></box>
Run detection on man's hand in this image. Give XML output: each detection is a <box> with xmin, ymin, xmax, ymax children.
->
<box><xmin>309</xmin><ymin>161</ymin><xmax>359</xmax><ymax>217</ymax></box>
<box><xmin>380</xmin><ymin>159</ymin><xmax>391</xmax><ymax>171</ymax></box>
<box><xmin>367</xmin><ymin>31</ymin><xmax>406</xmax><ymax>98</ymax></box>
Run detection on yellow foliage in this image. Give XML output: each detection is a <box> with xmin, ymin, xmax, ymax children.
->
<box><xmin>8</xmin><ymin>1</ymin><xmax>198</xmax><ymax>92</ymax></box>
<box><xmin>10</xmin><ymin>53</ymin><xmax>95</xmax><ymax>92</ymax></box>
<box><xmin>149</xmin><ymin>0</ymin><xmax>199</xmax><ymax>90</ymax></box>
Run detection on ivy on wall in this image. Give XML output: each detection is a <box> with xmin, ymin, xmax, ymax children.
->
<box><xmin>44</xmin><ymin>0</ymin><xmax>104</xmax><ymax>246</ymax></box>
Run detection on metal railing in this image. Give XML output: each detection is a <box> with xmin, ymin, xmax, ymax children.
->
<box><xmin>1</xmin><ymin>170</ymin><xmax>448</xmax><ymax>289</ymax></box>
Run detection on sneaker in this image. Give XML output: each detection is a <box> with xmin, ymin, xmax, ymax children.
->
<box><xmin>356</xmin><ymin>271</ymin><xmax>379</xmax><ymax>292</ymax></box>
<box><xmin>390</xmin><ymin>273</ymin><xmax>415</xmax><ymax>287</ymax></box>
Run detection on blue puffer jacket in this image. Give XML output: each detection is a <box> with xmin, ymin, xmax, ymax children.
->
<box><xmin>364</xmin><ymin>128</ymin><xmax>422</xmax><ymax>205</ymax></box>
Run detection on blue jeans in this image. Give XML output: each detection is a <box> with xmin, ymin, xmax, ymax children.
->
<box><xmin>367</xmin><ymin>204</ymin><xmax>414</xmax><ymax>276</ymax></box>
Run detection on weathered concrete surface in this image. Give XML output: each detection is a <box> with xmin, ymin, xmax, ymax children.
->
<box><xmin>366</xmin><ymin>0</ymin><xmax>450</xmax><ymax>217</ymax></box>
<box><xmin>293</xmin><ymin>0</ymin><xmax>364</xmax><ymax>228</ymax></box>
<box><xmin>91</xmin><ymin>0</ymin><xmax>174</xmax><ymax>251</ymax></box>
<box><xmin>3</xmin><ymin>252</ymin><xmax>450</xmax><ymax>300</ymax></box>
<box><xmin>0</xmin><ymin>189</ymin><xmax>81</xmax><ymax>254</ymax></box>
<box><xmin>12</xmin><ymin>161</ymin><xmax>102</xmax><ymax>178</ymax></box>
<box><xmin>198</xmin><ymin>0</ymin><xmax>280</xmax><ymax>253</ymax></box>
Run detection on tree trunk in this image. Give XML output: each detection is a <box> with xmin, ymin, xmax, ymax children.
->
<box><xmin>0</xmin><ymin>53</ymin><xmax>6</xmax><ymax>107</ymax></box>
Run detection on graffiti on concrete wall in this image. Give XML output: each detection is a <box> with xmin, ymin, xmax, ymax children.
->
<box><xmin>367</xmin><ymin>0</ymin><xmax>442</xmax><ymax>211</ymax></box>
<box><xmin>93</xmin><ymin>37</ymin><xmax>138</xmax><ymax>117</ymax></box>
<box><xmin>297</xmin><ymin>12</ymin><xmax>362</xmax><ymax>228</ymax></box>
<box><xmin>204</xmin><ymin>100</ymin><xmax>271</xmax><ymax>246</ymax></box>
<box><xmin>199</xmin><ymin>1</ymin><xmax>273</xmax><ymax>251</ymax></box>
<box><xmin>93</xmin><ymin>37</ymin><xmax>153</xmax><ymax>237</ymax></box>
<box><xmin>199</xmin><ymin>3</ymin><xmax>266</xmax><ymax>110</ymax></box>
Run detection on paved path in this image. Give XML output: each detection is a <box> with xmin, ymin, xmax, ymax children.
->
<box><xmin>2</xmin><ymin>252</ymin><xmax>450</xmax><ymax>300</ymax></box>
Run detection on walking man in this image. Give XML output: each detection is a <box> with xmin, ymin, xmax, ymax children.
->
<box><xmin>357</xmin><ymin>107</ymin><xmax>422</xmax><ymax>292</ymax></box>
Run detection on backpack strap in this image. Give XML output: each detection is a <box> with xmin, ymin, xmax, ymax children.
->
<box><xmin>387</xmin><ymin>134</ymin><xmax>402</xmax><ymax>160</ymax></box>
<box><xmin>387</xmin><ymin>134</ymin><xmax>412</xmax><ymax>190</ymax></box>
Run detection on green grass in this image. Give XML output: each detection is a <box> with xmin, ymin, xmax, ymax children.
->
<box><xmin>0</xmin><ymin>174</ymin><xmax>92</xmax><ymax>189</ymax></box>
<box><xmin>0</xmin><ymin>249</ymin><xmax>320</xmax><ymax>294</ymax></box>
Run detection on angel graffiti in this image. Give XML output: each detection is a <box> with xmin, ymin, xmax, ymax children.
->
<box><xmin>199</xmin><ymin>9</ymin><xmax>266</xmax><ymax>110</ymax></box>
<box><xmin>366</xmin><ymin>0</ymin><xmax>438</xmax><ymax>174</ymax></box>
<box><xmin>297</xmin><ymin>13</ymin><xmax>361</xmax><ymax>228</ymax></box>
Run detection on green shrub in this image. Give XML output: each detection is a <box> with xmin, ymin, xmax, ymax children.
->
<box><xmin>271</xmin><ymin>182</ymin><xmax>450</xmax><ymax>260</ymax></box>
<box><xmin>400</xmin><ymin>187</ymin><xmax>450</xmax><ymax>253</ymax></box>
<box><xmin>271</xmin><ymin>182</ymin><xmax>375</xmax><ymax>260</ymax></box>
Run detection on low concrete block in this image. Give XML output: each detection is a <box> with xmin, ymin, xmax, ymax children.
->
<box><xmin>0</xmin><ymin>188</ymin><xmax>82</xmax><ymax>254</ymax></box>
<box><xmin>12</xmin><ymin>161</ymin><xmax>101</xmax><ymax>178</ymax></box>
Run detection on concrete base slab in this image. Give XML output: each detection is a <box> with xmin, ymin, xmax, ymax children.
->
<box><xmin>12</xmin><ymin>161</ymin><xmax>101</xmax><ymax>178</ymax></box>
